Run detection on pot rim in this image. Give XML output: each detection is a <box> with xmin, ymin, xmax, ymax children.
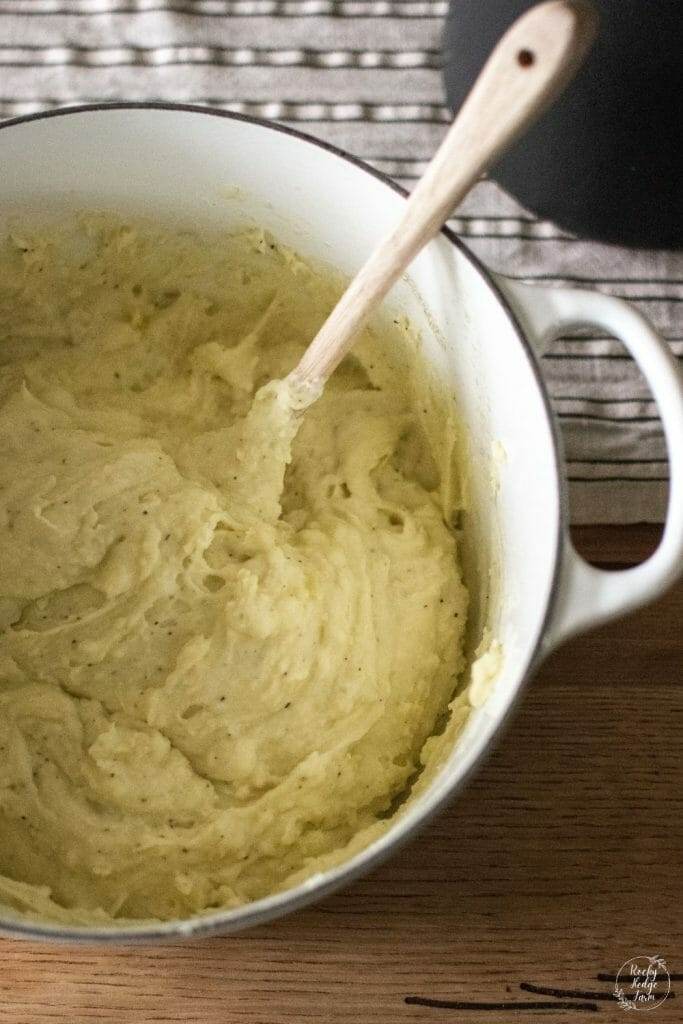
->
<box><xmin>0</xmin><ymin>101</ymin><xmax>566</xmax><ymax>943</ymax></box>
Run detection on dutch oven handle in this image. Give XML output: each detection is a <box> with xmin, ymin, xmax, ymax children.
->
<box><xmin>496</xmin><ymin>275</ymin><xmax>683</xmax><ymax>651</ymax></box>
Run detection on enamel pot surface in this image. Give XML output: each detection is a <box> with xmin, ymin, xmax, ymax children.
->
<box><xmin>1</xmin><ymin>105</ymin><xmax>682</xmax><ymax>942</ymax></box>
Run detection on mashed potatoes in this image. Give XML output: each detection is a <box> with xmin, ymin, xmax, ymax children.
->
<box><xmin>0</xmin><ymin>214</ymin><xmax>467</xmax><ymax>924</ymax></box>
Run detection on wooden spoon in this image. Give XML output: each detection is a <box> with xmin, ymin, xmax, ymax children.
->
<box><xmin>287</xmin><ymin>0</ymin><xmax>598</xmax><ymax>404</ymax></box>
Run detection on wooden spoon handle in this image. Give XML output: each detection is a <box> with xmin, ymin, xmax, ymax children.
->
<box><xmin>289</xmin><ymin>0</ymin><xmax>598</xmax><ymax>397</ymax></box>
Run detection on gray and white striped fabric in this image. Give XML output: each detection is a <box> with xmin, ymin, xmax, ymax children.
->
<box><xmin>1</xmin><ymin>0</ymin><xmax>680</xmax><ymax>523</ymax></box>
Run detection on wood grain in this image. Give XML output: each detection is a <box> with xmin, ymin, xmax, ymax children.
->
<box><xmin>0</xmin><ymin>525</ymin><xmax>680</xmax><ymax>1024</ymax></box>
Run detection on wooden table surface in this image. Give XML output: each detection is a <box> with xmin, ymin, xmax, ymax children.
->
<box><xmin>1</xmin><ymin>525</ymin><xmax>680</xmax><ymax>1024</ymax></box>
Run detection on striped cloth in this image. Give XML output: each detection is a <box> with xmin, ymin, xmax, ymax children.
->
<box><xmin>1</xmin><ymin>0</ymin><xmax>681</xmax><ymax>523</ymax></box>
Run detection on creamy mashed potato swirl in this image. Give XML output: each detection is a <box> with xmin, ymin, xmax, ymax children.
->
<box><xmin>0</xmin><ymin>215</ymin><xmax>467</xmax><ymax>924</ymax></box>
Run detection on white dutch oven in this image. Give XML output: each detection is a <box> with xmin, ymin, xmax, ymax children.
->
<box><xmin>1</xmin><ymin>104</ymin><xmax>682</xmax><ymax>942</ymax></box>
